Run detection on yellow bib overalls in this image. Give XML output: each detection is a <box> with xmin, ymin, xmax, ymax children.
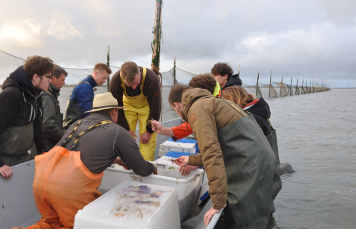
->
<box><xmin>120</xmin><ymin>68</ymin><xmax>157</xmax><ymax>161</ymax></box>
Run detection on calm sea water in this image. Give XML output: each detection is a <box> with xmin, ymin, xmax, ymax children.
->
<box><xmin>4</xmin><ymin>86</ymin><xmax>356</xmax><ymax>228</ymax></box>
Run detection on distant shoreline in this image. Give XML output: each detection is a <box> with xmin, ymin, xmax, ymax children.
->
<box><xmin>0</xmin><ymin>84</ymin><xmax>354</xmax><ymax>89</ymax></box>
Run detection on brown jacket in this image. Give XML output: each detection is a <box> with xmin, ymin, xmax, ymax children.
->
<box><xmin>110</xmin><ymin>67</ymin><xmax>161</xmax><ymax>132</ymax></box>
<box><xmin>182</xmin><ymin>88</ymin><xmax>247</xmax><ymax>210</ymax></box>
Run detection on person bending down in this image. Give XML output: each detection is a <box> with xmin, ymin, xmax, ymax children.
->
<box><xmin>166</xmin><ymin>84</ymin><xmax>280</xmax><ymax>228</ymax></box>
<box><xmin>20</xmin><ymin>93</ymin><xmax>156</xmax><ymax>229</ymax></box>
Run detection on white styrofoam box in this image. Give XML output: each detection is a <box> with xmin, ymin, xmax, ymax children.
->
<box><xmin>198</xmin><ymin>172</ymin><xmax>209</xmax><ymax>205</ymax></box>
<box><xmin>100</xmin><ymin>163</ymin><xmax>204</xmax><ymax>222</ymax></box>
<box><xmin>155</xmin><ymin>156</ymin><xmax>178</xmax><ymax>170</ymax></box>
<box><xmin>155</xmin><ymin>156</ymin><xmax>209</xmax><ymax>206</ymax></box>
<box><xmin>159</xmin><ymin>141</ymin><xmax>196</xmax><ymax>154</ymax></box>
<box><xmin>74</xmin><ymin>181</ymin><xmax>180</xmax><ymax>229</ymax></box>
<box><xmin>159</xmin><ymin>149</ymin><xmax>166</xmax><ymax>157</ymax></box>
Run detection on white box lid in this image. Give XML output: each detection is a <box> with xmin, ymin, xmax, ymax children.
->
<box><xmin>78</xmin><ymin>181</ymin><xmax>176</xmax><ymax>225</ymax></box>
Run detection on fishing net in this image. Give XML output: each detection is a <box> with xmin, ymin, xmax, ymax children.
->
<box><xmin>0</xmin><ymin>49</ymin><xmax>123</xmax><ymax>85</ymax></box>
<box><xmin>296</xmin><ymin>86</ymin><xmax>300</xmax><ymax>95</ymax></box>
<box><xmin>301</xmin><ymin>86</ymin><xmax>306</xmax><ymax>94</ymax></box>
<box><xmin>1</xmin><ymin>49</ymin><xmax>330</xmax><ymax>98</ymax></box>
<box><xmin>289</xmin><ymin>84</ymin><xmax>294</xmax><ymax>96</ymax></box>
<box><xmin>273</xmin><ymin>82</ymin><xmax>288</xmax><ymax>97</ymax></box>
<box><xmin>0</xmin><ymin>50</ymin><xmax>25</xmax><ymax>80</ymax></box>
<box><xmin>161</xmin><ymin>67</ymin><xmax>196</xmax><ymax>86</ymax></box>
<box><xmin>285</xmin><ymin>84</ymin><xmax>291</xmax><ymax>95</ymax></box>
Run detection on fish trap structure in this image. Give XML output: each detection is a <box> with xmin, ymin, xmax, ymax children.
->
<box><xmin>0</xmin><ymin>50</ymin><xmax>331</xmax><ymax>98</ymax></box>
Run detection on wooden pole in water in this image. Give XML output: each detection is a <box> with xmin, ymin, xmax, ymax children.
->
<box><xmin>313</xmin><ymin>77</ymin><xmax>315</xmax><ymax>93</ymax></box>
<box><xmin>280</xmin><ymin>72</ymin><xmax>284</xmax><ymax>97</ymax></box>
<box><xmin>256</xmin><ymin>70</ymin><xmax>260</xmax><ymax>97</ymax></box>
<box><xmin>173</xmin><ymin>57</ymin><xmax>177</xmax><ymax>84</ymax></box>
<box><xmin>106</xmin><ymin>45</ymin><xmax>110</xmax><ymax>92</ymax></box>
<box><xmin>269</xmin><ymin>70</ymin><xmax>272</xmax><ymax>97</ymax></box>
<box><xmin>290</xmin><ymin>72</ymin><xmax>293</xmax><ymax>96</ymax></box>
<box><xmin>310</xmin><ymin>77</ymin><xmax>312</xmax><ymax>93</ymax></box>
<box><xmin>306</xmin><ymin>76</ymin><xmax>308</xmax><ymax>93</ymax></box>
<box><xmin>151</xmin><ymin>0</ymin><xmax>163</xmax><ymax>72</ymax></box>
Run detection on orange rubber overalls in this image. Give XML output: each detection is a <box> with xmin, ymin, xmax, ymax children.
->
<box><xmin>26</xmin><ymin>120</ymin><xmax>110</xmax><ymax>229</ymax></box>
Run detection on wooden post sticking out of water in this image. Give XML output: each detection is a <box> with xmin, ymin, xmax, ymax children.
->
<box><xmin>280</xmin><ymin>72</ymin><xmax>284</xmax><ymax>97</ymax></box>
<box><xmin>313</xmin><ymin>77</ymin><xmax>315</xmax><ymax>93</ymax></box>
<box><xmin>306</xmin><ymin>76</ymin><xmax>308</xmax><ymax>93</ymax></box>
<box><xmin>310</xmin><ymin>77</ymin><xmax>312</xmax><ymax>93</ymax></box>
<box><xmin>290</xmin><ymin>73</ymin><xmax>293</xmax><ymax>96</ymax></box>
<box><xmin>173</xmin><ymin>57</ymin><xmax>177</xmax><ymax>85</ymax></box>
<box><xmin>151</xmin><ymin>0</ymin><xmax>163</xmax><ymax>73</ymax></box>
<box><xmin>107</xmin><ymin>45</ymin><xmax>110</xmax><ymax>92</ymax></box>
<box><xmin>256</xmin><ymin>70</ymin><xmax>260</xmax><ymax>97</ymax></box>
<box><xmin>269</xmin><ymin>70</ymin><xmax>272</xmax><ymax>97</ymax></box>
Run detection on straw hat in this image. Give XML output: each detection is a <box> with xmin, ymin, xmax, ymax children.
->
<box><xmin>85</xmin><ymin>92</ymin><xmax>126</xmax><ymax>113</ymax></box>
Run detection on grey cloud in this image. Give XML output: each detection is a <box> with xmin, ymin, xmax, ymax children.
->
<box><xmin>0</xmin><ymin>0</ymin><xmax>355</xmax><ymax>87</ymax></box>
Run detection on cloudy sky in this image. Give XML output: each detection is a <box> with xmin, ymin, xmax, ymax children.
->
<box><xmin>0</xmin><ymin>0</ymin><xmax>355</xmax><ymax>87</ymax></box>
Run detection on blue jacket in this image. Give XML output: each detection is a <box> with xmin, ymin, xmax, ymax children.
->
<box><xmin>70</xmin><ymin>76</ymin><xmax>97</xmax><ymax>117</ymax></box>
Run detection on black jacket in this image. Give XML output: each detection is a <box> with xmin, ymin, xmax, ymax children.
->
<box><xmin>0</xmin><ymin>66</ymin><xmax>47</xmax><ymax>166</ymax></box>
<box><xmin>244</xmin><ymin>97</ymin><xmax>271</xmax><ymax>136</ymax></box>
<box><xmin>42</xmin><ymin>83</ymin><xmax>64</xmax><ymax>149</ymax></box>
<box><xmin>222</xmin><ymin>74</ymin><xmax>242</xmax><ymax>90</ymax></box>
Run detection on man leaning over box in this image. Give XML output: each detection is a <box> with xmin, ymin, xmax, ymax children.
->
<box><xmin>18</xmin><ymin>92</ymin><xmax>157</xmax><ymax>229</ymax></box>
<box><xmin>110</xmin><ymin>61</ymin><xmax>161</xmax><ymax>161</ymax></box>
<box><xmin>169</xmin><ymin>84</ymin><xmax>280</xmax><ymax>229</ymax></box>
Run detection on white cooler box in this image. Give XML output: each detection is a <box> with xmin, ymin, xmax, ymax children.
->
<box><xmin>74</xmin><ymin>181</ymin><xmax>180</xmax><ymax>229</ymax></box>
<box><xmin>99</xmin><ymin>162</ymin><xmax>204</xmax><ymax>221</ymax></box>
<box><xmin>159</xmin><ymin>140</ymin><xmax>196</xmax><ymax>156</ymax></box>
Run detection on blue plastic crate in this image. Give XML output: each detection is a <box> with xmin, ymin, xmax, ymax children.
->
<box><xmin>164</xmin><ymin>151</ymin><xmax>194</xmax><ymax>158</ymax></box>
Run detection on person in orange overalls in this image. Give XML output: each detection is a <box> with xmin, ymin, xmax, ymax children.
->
<box><xmin>19</xmin><ymin>92</ymin><xmax>156</xmax><ymax>229</ymax></box>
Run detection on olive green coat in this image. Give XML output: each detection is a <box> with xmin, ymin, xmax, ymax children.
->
<box><xmin>42</xmin><ymin>83</ymin><xmax>64</xmax><ymax>150</ymax></box>
<box><xmin>183</xmin><ymin>88</ymin><xmax>280</xmax><ymax>228</ymax></box>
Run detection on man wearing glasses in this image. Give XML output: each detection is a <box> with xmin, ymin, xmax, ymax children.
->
<box><xmin>0</xmin><ymin>55</ymin><xmax>54</xmax><ymax>179</ymax></box>
<box><xmin>41</xmin><ymin>65</ymin><xmax>67</xmax><ymax>150</ymax></box>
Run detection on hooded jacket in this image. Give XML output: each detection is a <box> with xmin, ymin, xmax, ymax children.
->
<box><xmin>0</xmin><ymin>66</ymin><xmax>47</xmax><ymax>166</ymax></box>
<box><xmin>182</xmin><ymin>88</ymin><xmax>280</xmax><ymax>228</ymax></box>
<box><xmin>222</xmin><ymin>73</ymin><xmax>242</xmax><ymax>90</ymax></box>
<box><xmin>182</xmin><ymin>88</ymin><xmax>246</xmax><ymax>210</ymax></box>
<box><xmin>243</xmin><ymin>97</ymin><xmax>271</xmax><ymax>136</ymax></box>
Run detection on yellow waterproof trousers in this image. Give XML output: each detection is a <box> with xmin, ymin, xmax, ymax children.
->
<box><xmin>124</xmin><ymin>103</ymin><xmax>157</xmax><ymax>161</ymax></box>
<box><xmin>121</xmin><ymin>68</ymin><xmax>157</xmax><ymax>161</ymax></box>
<box><xmin>26</xmin><ymin>146</ymin><xmax>103</xmax><ymax>229</ymax></box>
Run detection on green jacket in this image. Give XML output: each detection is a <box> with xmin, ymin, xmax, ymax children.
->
<box><xmin>184</xmin><ymin>88</ymin><xmax>281</xmax><ymax>228</ymax></box>
<box><xmin>42</xmin><ymin>83</ymin><xmax>64</xmax><ymax>150</ymax></box>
